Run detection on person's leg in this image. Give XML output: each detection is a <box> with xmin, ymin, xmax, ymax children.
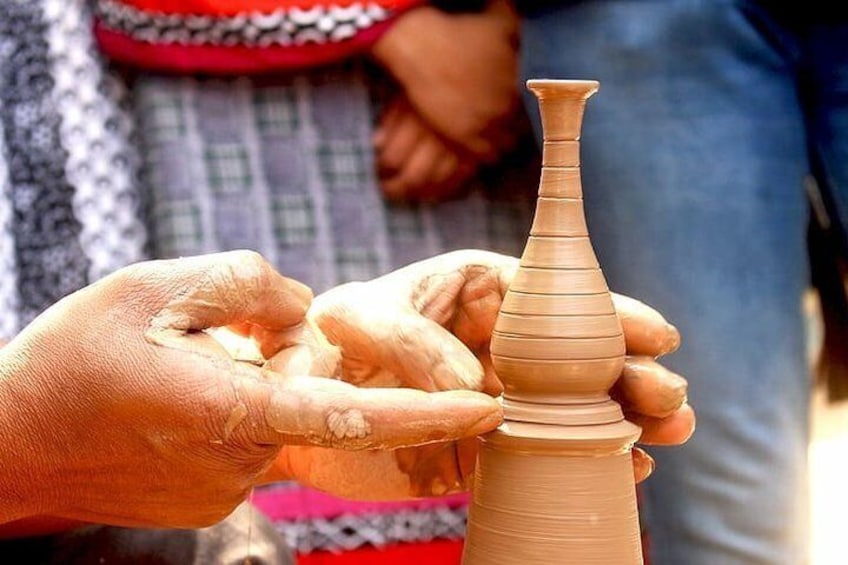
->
<box><xmin>1</xmin><ymin>503</ymin><xmax>294</xmax><ymax>564</ymax></box>
<box><xmin>521</xmin><ymin>2</ymin><xmax>810</xmax><ymax>563</ymax></box>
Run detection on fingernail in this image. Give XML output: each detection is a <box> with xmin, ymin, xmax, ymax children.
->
<box><xmin>659</xmin><ymin>369</ymin><xmax>689</xmax><ymax>413</ymax></box>
<box><xmin>662</xmin><ymin>323</ymin><xmax>681</xmax><ymax>355</ymax></box>
<box><xmin>641</xmin><ymin>455</ymin><xmax>655</xmax><ymax>481</ymax></box>
<box><xmin>471</xmin><ymin>412</ymin><xmax>503</xmax><ymax>436</ymax></box>
<box><xmin>465</xmin><ymin>398</ymin><xmax>503</xmax><ymax>436</ymax></box>
<box><xmin>633</xmin><ymin>450</ymin><xmax>655</xmax><ymax>483</ymax></box>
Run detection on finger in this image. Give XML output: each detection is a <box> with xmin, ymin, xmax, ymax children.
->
<box><xmin>390</xmin><ymin>136</ymin><xmax>445</xmax><ymax>201</ymax></box>
<box><xmin>612</xmin><ymin>356</ymin><xmax>688</xmax><ymax>418</ymax></box>
<box><xmin>403</xmin><ymin>250</ymin><xmax>516</xmax><ymax>349</ymax></box>
<box><xmin>420</xmin><ymin>158</ymin><xmax>477</xmax><ymax>203</ymax></box>
<box><xmin>266</xmin><ymin>447</ymin><xmax>420</xmax><ymax>500</ymax></box>
<box><xmin>374</xmin><ymin>98</ymin><xmax>404</xmax><ymax>151</ymax></box>
<box><xmin>628</xmin><ymin>403</ymin><xmax>696</xmax><ymax>446</ymax></box>
<box><xmin>264</xmin><ymin>321</ymin><xmax>341</xmax><ymax>378</ymax></box>
<box><xmin>429</xmin><ymin>147</ymin><xmax>460</xmax><ymax>185</ymax></box>
<box><xmin>227</xmin><ymin>322</ymin><xmax>253</xmax><ymax>337</ymax></box>
<box><xmin>375</xmin><ymin>249</ymin><xmax>517</xmax><ymax>295</ymax></box>
<box><xmin>478</xmin><ymin>350</ymin><xmax>505</xmax><ymax>397</ymax></box>
<box><xmin>253</xmin><ymin>374</ymin><xmax>503</xmax><ymax>449</ymax></box>
<box><xmin>146</xmin><ymin>250</ymin><xmax>312</xmax><ymax>332</ymax></box>
<box><xmin>457</xmin><ymin>436</ymin><xmax>480</xmax><ymax>490</ymax></box>
<box><xmin>315</xmin><ymin>294</ymin><xmax>487</xmax><ymax>392</ymax></box>
<box><xmin>207</xmin><ymin>326</ymin><xmax>265</xmax><ymax>364</ymax></box>
<box><xmin>396</xmin><ymin>443</ymin><xmax>466</xmax><ymax>497</ymax></box>
<box><xmin>632</xmin><ymin>447</ymin><xmax>655</xmax><ymax>483</ymax></box>
<box><xmin>612</xmin><ymin>293</ymin><xmax>680</xmax><ymax>357</ymax></box>
<box><xmin>377</xmin><ymin>108</ymin><xmax>424</xmax><ymax>181</ymax></box>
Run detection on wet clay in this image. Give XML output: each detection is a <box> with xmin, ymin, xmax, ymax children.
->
<box><xmin>462</xmin><ymin>80</ymin><xmax>644</xmax><ymax>565</ymax></box>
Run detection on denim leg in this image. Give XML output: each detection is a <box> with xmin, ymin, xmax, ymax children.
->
<box><xmin>521</xmin><ymin>2</ymin><xmax>810</xmax><ymax>564</ymax></box>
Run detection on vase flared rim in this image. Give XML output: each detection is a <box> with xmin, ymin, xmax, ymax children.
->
<box><xmin>526</xmin><ymin>79</ymin><xmax>600</xmax><ymax>99</ymax></box>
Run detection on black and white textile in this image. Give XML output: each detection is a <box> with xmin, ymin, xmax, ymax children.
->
<box><xmin>0</xmin><ymin>0</ymin><xmax>147</xmax><ymax>340</ymax></box>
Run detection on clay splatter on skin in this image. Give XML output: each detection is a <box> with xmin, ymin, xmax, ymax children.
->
<box><xmin>223</xmin><ymin>403</ymin><xmax>248</xmax><ymax>441</ymax></box>
<box><xmin>326</xmin><ymin>409</ymin><xmax>371</xmax><ymax>440</ymax></box>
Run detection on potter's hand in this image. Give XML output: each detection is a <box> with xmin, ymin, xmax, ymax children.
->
<box><xmin>267</xmin><ymin>250</ymin><xmax>693</xmax><ymax>499</ymax></box>
<box><xmin>375</xmin><ymin>96</ymin><xmax>478</xmax><ymax>203</ymax></box>
<box><xmin>371</xmin><ymin>1</ymin><xmax>519</xmax><ymax>163</ymax></box>
<box><xmin>0</xmin><ymin>251</ymin><xmax>500</xmax><ymax>528</ymax></box>
<box><xmin>609</xmin><ymin>293</ymin><xmax>695</xmax><ymax>481</ymax></box>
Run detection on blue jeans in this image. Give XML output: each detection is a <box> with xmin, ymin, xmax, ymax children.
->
<box><xmin>521</xmin><ymin>2</ymin><xmax>848</xmax><ymax>563</ymax></box>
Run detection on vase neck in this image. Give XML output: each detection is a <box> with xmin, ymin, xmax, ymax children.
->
<box><xmin>528</xmin><ymin>79</ymin><xmax>598</xmax><ymax>141</ymax></box>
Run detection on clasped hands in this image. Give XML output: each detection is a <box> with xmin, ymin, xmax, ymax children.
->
<box><xmin>0</xmin><ymin>250</ymin><xmax>693</xmax><ymax>530</ymax></box>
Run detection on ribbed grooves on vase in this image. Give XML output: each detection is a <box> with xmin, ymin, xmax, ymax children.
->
<box><xmin>491</xmin><ymin>130</ymin><xmax>624</xmax><ymax>399</ymax></box>
<box><xmin>463</xmin><ymin>78</ymin><xmax>643</xmax><ymax>565</ymax></box>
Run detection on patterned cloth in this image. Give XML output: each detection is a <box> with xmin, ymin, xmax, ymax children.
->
<box><xmin>0</xmin><ymin>0</ymin><xmax>147</xmax><ymax>339</ymax></box>
<box><xmin>134</xmin><ymin>63</ymin><xmax>537</xmax><ymax>293</ymax></box>
<box><xmin>94</xmin><ymin>0</ymin><xmax>425</xmax><ymax>73</ymax></box>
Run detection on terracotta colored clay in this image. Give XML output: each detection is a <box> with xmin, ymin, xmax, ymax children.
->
<box><xmin>520</xmin><ymin>236</ymin><xmax>599</xmax><ymax>269</ymax></box>
<box><xmin>499</xmin><ymin>291</ymin><xmax>615</xmax><ymax>316</ymax></box>
<box><xmin>489</xmin><ymin>332</ymin><xmax>625</xmax><ymax>360</ymax></box>
<box><xmin>462</xmin><ymin>80</ymin><xmax>644</xmax><ymax>565</ymax></box>
<box><xmin>529</xmin><ymin>198</ymin><xmax>588</xmax><ymax>236</ymax></box>
<box><xmin>501</xmin><ymin>397</ymin><xmax>624</xmax><ymax>425</ymax></box>
<box><xmin>539</xmin><ymin>167</ymin><xmax>582</xmax><ymax>198</ymax></box>
<box><xmin>509</xmin><ymin>267</ymin><xmax>608</xmax><ymax>294</ymax></box>
<box><xmin>494</xmin><ymin>312</ymin><xmax>622</xmax><ymax>337</ymax></box>
<box><xmin>490</xmin><ymin>355</ymin><xmax>626</xmax><ymax>401</ymax></box>
<box><xmin>541</xmin><ymin>141</ymin><xmax>581</xmax><ymax>167</ymax></box>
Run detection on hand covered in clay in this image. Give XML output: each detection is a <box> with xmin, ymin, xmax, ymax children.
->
<box><xmin>371</xmin><ymin>0</ymin><xmax>520</xmax><ymax>163</ymax></box>
<box><xmin>267</xmin><ymin>250</ymin><xmax>694</xmax><ymax>500</ymax></box>
<box><xmin>0</xmin><ymin>251</ymin><xmax>500</xmax><ymax>528</ymax></box>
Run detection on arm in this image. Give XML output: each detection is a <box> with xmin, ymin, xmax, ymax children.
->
<box><xmin>370</xmin><ymin>0</ymin><xmax>520</xmax><ymax>162</ymax></box>
<box><xmin>0</xmin><ymin>251</ymin><xmax>500</xmax><ymax>531</ymax></box>
<box><xmin>94</xmin><ymin>1</ymin><xmax>428</xmax><ymax>74</ymax></box>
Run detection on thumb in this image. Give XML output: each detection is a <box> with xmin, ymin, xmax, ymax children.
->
<box><xmin>317</xmin><ymin>298</ymin><xmax>486</xmax><ymax>392</ymax></box>
<box><xmin>247</xmin><ymin>374</ymin><xmax>502</xmax><ymax>450</ymax></box>
<box><xmin>148</xmin><ymin>250</ymin><xmax>312</xmax><ymax>333</ymax></box>
<box><xmin>141</xmin><ymin>251</ymin><xmax>312</xmax><ymax>350</ymax></box>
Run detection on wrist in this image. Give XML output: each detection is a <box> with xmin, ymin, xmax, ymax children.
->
<box><xmin>370</xmin><ymin>6</ymin><xmax>441</xmax><ymax>87</ymax></box>
<box><xmin>0</xmin><ymin>345</ymin><xmax>52</xmax><ymax>523</ymax></box>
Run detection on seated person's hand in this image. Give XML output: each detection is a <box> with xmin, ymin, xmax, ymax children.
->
<box><xmin>375</xmin><ymin>96</ymin><xmax>479</xmax><ymax>203</ymax></box>
<box><xmin>265</xmin><ymin>250</ymin><xmax>695</xmax><ymax>500</ymax></box>
<box><xmin>371</xmin><ymin>0</ymin><xmax>520</xmax><ymax>163</ymax></box>
<box><xmin>0</xmin><ymin>251</ymin><xmax>500</xmax><ymax>529</ymax></box>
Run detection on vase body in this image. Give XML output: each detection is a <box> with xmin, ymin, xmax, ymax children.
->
<box><xmin>462</xmin><ymin>80</ymin><xmax>643</xmax><ymax>565</ymax></box>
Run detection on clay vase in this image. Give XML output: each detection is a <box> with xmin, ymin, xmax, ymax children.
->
<box><xmin>462</xmin><ymin>80</ymin><xmax>643</xmax><ymax>564</ymax></box>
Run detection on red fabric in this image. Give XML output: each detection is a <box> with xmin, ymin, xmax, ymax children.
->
<box><xmin>117</xmin><ymin>0</ymin><xmax>422</xmax><ymax>17</ymax></box>
<box><xmin>251</xmin><ymin>485</ymin><xmax>469</xmax><ymax>522</ymax></box>
<box><xmin>94</xmin><ymin>22</ymin><xmax>392</xmax><ymax>74</ymax></box>
<box><xmin>296</xmin><ymin>540</ymin><xmax>463</xmax><ymax>565</ymax></box>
